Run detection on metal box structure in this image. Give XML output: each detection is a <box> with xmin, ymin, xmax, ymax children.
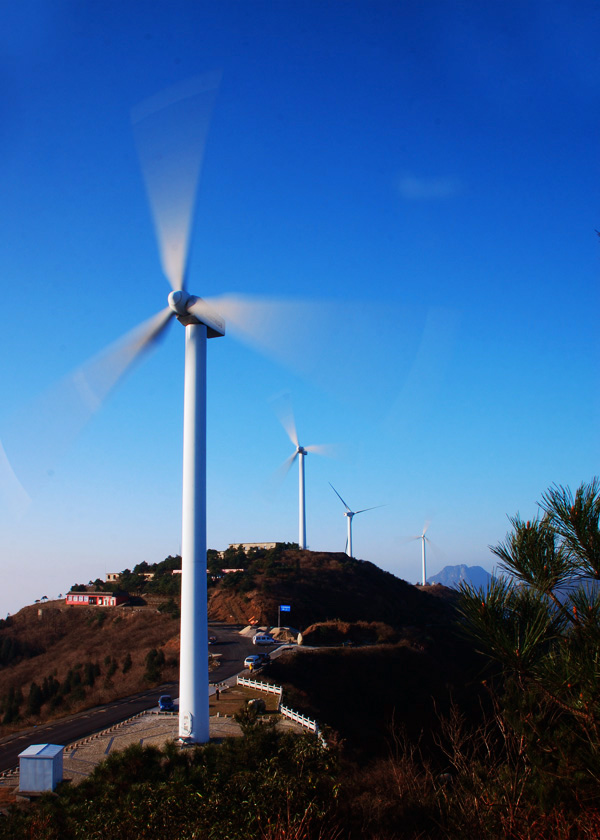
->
<box><xmin>18</xmin><ymin>743</ymin><xmax>64</xmax><ymax>792</ymax></box>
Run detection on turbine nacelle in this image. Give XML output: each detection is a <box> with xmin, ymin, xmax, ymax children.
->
<box><xmin>168</xmin><ymin>290</ymin><xmax>225</xmax><ymax>337</ymax></box>
<box><xmin>297</xmin><ymin>445</ymin><xmax>307</xmax><ymax>456</ymax></box>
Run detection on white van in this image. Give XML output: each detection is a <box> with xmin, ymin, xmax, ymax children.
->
<box><xmin>252</xmin><ymin>633</ymin><xmax>274</xmax><ymax>646</ymax></box>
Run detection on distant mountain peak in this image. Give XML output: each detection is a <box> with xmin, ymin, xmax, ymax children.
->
<box><xmin>427</xmin><ymin>564</ymin><xmax>494</xmax><ymax>589</ymax></box>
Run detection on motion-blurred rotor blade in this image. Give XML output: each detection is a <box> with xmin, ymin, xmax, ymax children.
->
<box><xmin>3</xmin><ymin>306</ymin><xmax>173</xmax><ymax>496</ymax></box>
<box><xmin>354</xmin><ymin>505</ymin><xmax>386</xmax><ymax>515</ymax></box>
<box><xmin>422</xmin><ymin>520</ymin><xmax>431</xmax><ymax>536</ymax></box>
<box><xmin>203</xmin><ymin>294</ymin><xmax>323</xmax><ymax>376</ymax></box>
<box><xmin>344</xmin><ymin>536</ymin><xmax>348</xmax><ymax>553</ymax></box>
<box><xmin>0</xmin><ymin>438</ymin><xmax>31</xmax><ymax>521</ymax></box>
<box><xmin>329</xmin><ymin>482</ymin><xmax>351</xmax><ymax>512</ymax></box>
<box><xmin>204</xmin><ymin>295</ymin><xmax>458</xmax><ymax>429</ymax></box>
<box><xmin>270</xmin><ymin>392</ymin><xmax>298</xmax><ymax>447</ymax></box>
<box><xmin>132</xmin><ymin>72</ymin><xmax>221</xmax><ymax>292</ymax></box>
<box><xmin>273</xmin><ymin>451</ymin><xmax>298</xmax><ymax>483</ymax></box>
<box><xmin>69</xmin><ymin>306</ymin><xmax>173</xmax><ymax>413</ymax></box>
<box><xmin>304</xmin><ymin>443</ymin><xmax>336</xmax><ymax>457</ymax></box>
<box><xmin>187</xmin><ymin>296</ymin><xmax>226</xmax><ymax>337</ymax></box>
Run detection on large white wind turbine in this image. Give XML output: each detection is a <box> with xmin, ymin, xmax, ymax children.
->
<box><xmin>1</xmin><ymin>75</ymin><xmax>320</xmax><ymax>745</ymax></box>
<box><xmin>276</xmin><ymin>404</ymin><xmax>330</xmax><ymax>549</ymax></box>
<box><xmin>329</xmin><ymin>483</ymin><xmax>384</xmax><ymax>558</ymax></box>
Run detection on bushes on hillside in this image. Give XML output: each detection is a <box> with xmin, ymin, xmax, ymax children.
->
<box><xmin>144</xmin><ymin>648</ymin><xmax>165</xmax><ymax>683</ymax></box>
<box><xmin>3</xmin><ymin>715</ymin><xmax>600</xmax><ymax>839</ymax></box>
<box><xmin>302</xmin><ymin>620</ymin><xmax>398</xmax><ymax>646</ymax></box>
<box><xmin>0</xmin><ymin>728</ymin><xmax>338</xmax><ymax>840</ymax></box>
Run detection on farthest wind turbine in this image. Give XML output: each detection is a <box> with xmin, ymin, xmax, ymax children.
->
<box><xmin>411</xmin><ymin>523</ymin><xmax>431</xmax><ymax>585</ymax></box>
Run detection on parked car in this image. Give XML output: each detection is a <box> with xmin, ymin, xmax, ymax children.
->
<box><xmin>158</xmin><ymin>694</ymin><xmax>174</xmax><ymax>711</ymax></box>
<box><xmin>244</xmin><ymin>655</ymin><xmax>262</xmax><ymax>668</ymax></box>
<box><xmin>252</xmin><ymin>633</ymin><xmax>275</xmax><ymax>645</ymax></box>
<box><xmin>255</xmin><ymin>652</ymin><xmax>271</xmax><ymax>664</ymax></box>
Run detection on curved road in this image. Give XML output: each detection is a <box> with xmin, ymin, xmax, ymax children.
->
<box><xmin>0</xmin><ymin>622</ymin><xmax>257</xmax><ymax>773</ymax></box>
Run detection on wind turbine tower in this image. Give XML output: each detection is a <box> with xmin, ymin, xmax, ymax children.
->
<box><xmin>413</xmin><ymin>523</ymin><xmax>430</xmax><ymax>585</ymax></box>
<box><xmin>2</xmin><ymin>75</ymin><xmax>358</xmax><ymax>745</ymax></box>
<box><xmin>329</xmin><ymin>483</ymin><xmax>384</xmax><ymax>557</ymax></box>
<box><xmin>276</xmin><ymin>403</ymin><xmax>330</xmax><ymax>549</ymax></box>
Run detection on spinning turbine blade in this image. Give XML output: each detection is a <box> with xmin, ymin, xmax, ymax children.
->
<box><xmin>0</xmin><ymin>438</ymin><xmax>31</xmax><ymax>520</ymax></box>
<box><xmin>354</xmin><ymin>505</ymin><xmax>386</xmax><ymax>515</ymax></box>
<box><xmin>329</xmin><ymin>482</ymin><xmax>351</xmax><ymax>511</ymax></box>
<box><xmin>204</xmin><ymin>294</ymin><xmax>330</xmax><ymax>377</ymax></box>
<box><xmin>69</xmin><ymin>306</ymin><xmax>173</xmax><ymax>412</ymax></box>
<box><xmin>132</xmin><ymin>72</ymin><xmax>220</xmax><ymax>291</ymax></box>
<box><xmin>270</xmin><ymin>392</ymin><xmax>299</xmax><ymax>448</ymax></box>
<box><xmin>304</xmin><ymin>443</ymin><xmax>336</xmax><ymax>457</ymax></box>
<box><xmin>275</xmin><ymin>451</ymin><xmax>299</xmax><ymax>482</ymax></box>
<box><xmin>205</xmin><ymin>294</ymin><xmax>458</xmax><ymax>435</ymax></box>
<box><xmin>187</xmin><ymin>297</ymin><xmax>226</xmax><ymax>338</ymax></box>
<box><xmin>3</xmin><ymin>306</ymin><xmax>173</xmax><ymax>495</ymax></box>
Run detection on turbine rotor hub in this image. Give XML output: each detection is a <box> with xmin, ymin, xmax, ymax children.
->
<box><xmin>168</xmin><ymin>290</ymin><xmax>195</xmax><ymax>323</ymax></box>
<box><xmin>167</xmin><ymin>290</ymin><xmax>225</xmax><ymax>337</ymax></box>
<box><xmin>297</xmin><ymin>446</ymin><xmax>307</xmax><ymax>455</ymax></box>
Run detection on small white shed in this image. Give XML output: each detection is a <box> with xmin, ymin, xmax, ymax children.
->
<box><xmin>18</xmin><ymin>743</ymin><xmax>64</xmax><ymax>792</ymax></box>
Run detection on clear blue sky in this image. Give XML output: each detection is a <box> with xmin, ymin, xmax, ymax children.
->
<box><xmin>1</xmin><ymin>0</ymin><xmax>598</xmax><ymax>617</ymax></box>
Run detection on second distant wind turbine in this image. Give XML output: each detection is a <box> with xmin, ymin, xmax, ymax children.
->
<box><xmin>329</xmin><ymin>483</ymin><xmax>384</xmax><ymax>558</ymax></box>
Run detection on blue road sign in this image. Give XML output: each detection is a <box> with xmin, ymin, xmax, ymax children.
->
<box><xmin>279</xmin><ymin>605</ymin><xmax>291</xmax><ymax>612</ymax></box>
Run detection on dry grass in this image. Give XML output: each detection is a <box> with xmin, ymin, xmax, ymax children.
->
<box><xmin>0</xmin><ymin>603</ymin><xmax>181</xmax><ymax>733</ymax></box>
<box><xmin>209</xmin><ymin>684</ymin><xmax>280</xmax><ymax>718</ymax></box>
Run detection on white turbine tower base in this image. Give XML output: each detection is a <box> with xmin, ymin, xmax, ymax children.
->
<box><xmin>298</xmin><ymin>446</ymin><xmax>306</xmax><ymax>549</ymax></box>
<box><xmin>178</xmin><ymin>323</ymin><xmax>209</xmax><ymax>742</ymax></box>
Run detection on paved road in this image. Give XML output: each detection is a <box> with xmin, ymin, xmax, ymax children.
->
<box><xmin>209</xmin><ymin>621</ymin><xmax>257</xmax><ymax>680</ymax></box>
<box><xmin>0</xmin><ymin>622</ymin><xmax>258</xmax><ymax>773</ymax></box>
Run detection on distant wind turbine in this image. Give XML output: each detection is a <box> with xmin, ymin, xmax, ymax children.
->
<box><xmin>276</xmin><ymin>401</ymin><xmax>331</xmax><ymax>549</ymax></box>
<box><xmin>329</xmin><ymin>483</ymin><xmax>384</xmax><ymax>557</ymax></box>
<box><xmin>412</xmin><ymin>523</ymin><xmax>431</xmax><ymax>585</ymax></box>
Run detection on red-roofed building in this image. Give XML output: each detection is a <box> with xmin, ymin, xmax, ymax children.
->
<box><xmin>65</xmin><ymin>592</ymin><xmax>128</xmax><ymax>607</ymax></box>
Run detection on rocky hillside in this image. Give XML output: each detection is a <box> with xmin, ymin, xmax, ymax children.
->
<box><xmin>0</xmin><ymin>602</ymin><xmax>180</xmax><ymax>735</ymax></box>
<box><xmin>0</xmin><ymin>549</ymin><xmax>462</xmax><ymax>737</ymax></box>
<box><xmin>208</xmin><ymin>549</ymin><xmax>457</xmax><ymax>630</ymax></box>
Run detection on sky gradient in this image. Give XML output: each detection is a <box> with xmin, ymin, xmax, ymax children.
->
<box><xmin>1</xmin><ymin>0</ymin><xmax>598</xmax><ymax>617</ymax></box>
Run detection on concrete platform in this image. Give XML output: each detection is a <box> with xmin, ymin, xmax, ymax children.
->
<box><xmin>0</xmin><ymin>706</ymin><xmax>308</xmax><ymax>803</ymax></box>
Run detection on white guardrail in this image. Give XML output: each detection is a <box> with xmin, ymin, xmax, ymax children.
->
<box><xmin>279</xmin><ymin>704</ymin><xmax>319</xmax><ymax>734</ymax></box>
<box><xmin>236</xmin><ymin>676</ymin><xmax>320</xmax><ymax>736</ymax></box>
<box><xmin>237</xmin><ymin>676</ymin><xmax>282</xmax><ymax>697</ymax></box>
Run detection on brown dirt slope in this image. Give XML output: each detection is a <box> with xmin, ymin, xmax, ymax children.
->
<box><xmin>208</xmin><ymin>549</ymin><xmax>456</xmax><ymax>631</ymax></box>
<box><xmin>0</xmin><ymin>602</ymin><xmax>180</xmax><ymax>735</ymax></box>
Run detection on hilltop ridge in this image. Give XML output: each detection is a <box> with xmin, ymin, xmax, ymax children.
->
<box><xmin>0</xmin><ymin>549</ymin><xmax>461</xmax><ymax>736</ymax></box>
<box><xmin>207</xmin><ymin>548</ymin><xmax>457</xmax><ymax>629</ymax></box>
